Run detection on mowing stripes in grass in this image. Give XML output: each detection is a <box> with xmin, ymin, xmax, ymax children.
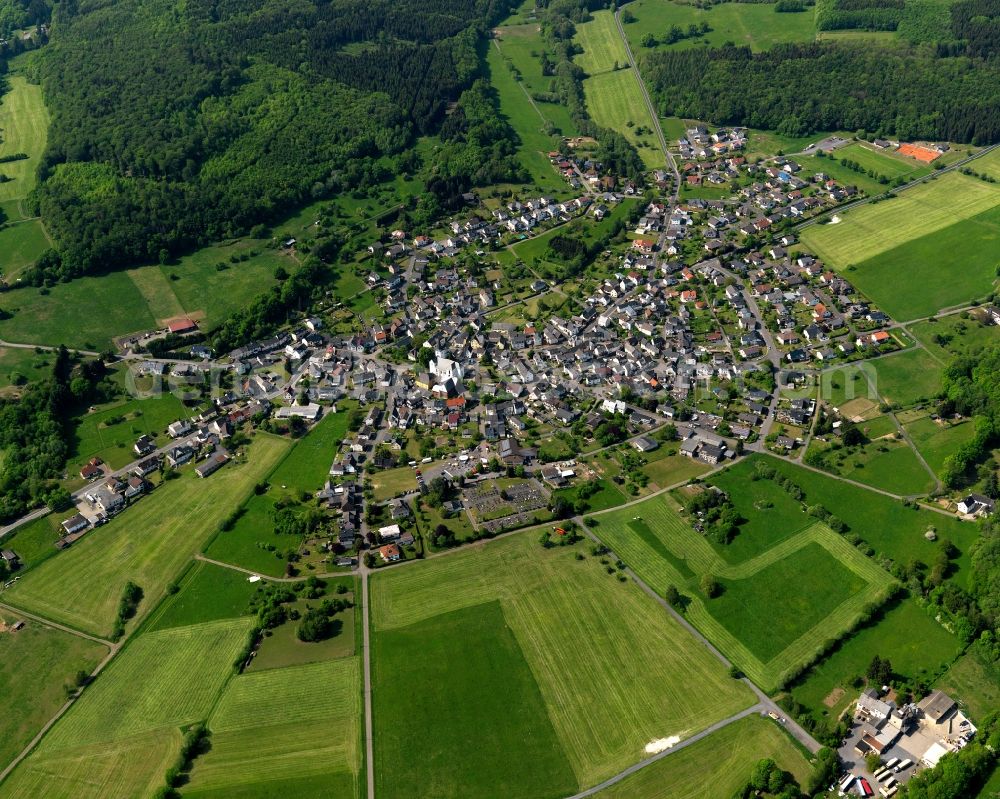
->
<box><xmin>0</xmin><ymin>619</ymin><xmax>254</xmax><ymax>799</ymax></box>
<box><xmin>573</xmin><ymin>10</ymin><xmax>628</xmax><ymax>75</ymax></box>
<box><xmin>590</xmin><ymin>494</ymin><xmax>895</xmax><ymax>691</ymax></box>
<box><xmin>371</xmin><ymin>533</ymin><xmax>753</xmax><ymax>793</ymax></box>
<box><xmin>43</xmin><ymin>618</ymin><xmax>254</xmax><ymax>749</ymax></box>
<box><xmin>801</xmin><ymin>172</ymin><xmax>1000</xmax><ymax>267</ymax></box>
<box><xmin>0</xmin><ymin>729</ymin><xmax>181</xmax><ymax>799</ymax></box>
<box><xmin>184</xmin><ymin>658</ymin><xmax>362</xmax><ymax>798</ymax></box>
<box><xmin>4</xmin><ymin>434</ymin><xmax>290</xmax><ymax>637</ymax></box>
<box><xmin>594</xmin><ymin>714</ymin><xmax>813</xmax><ymax>799</ymax></box>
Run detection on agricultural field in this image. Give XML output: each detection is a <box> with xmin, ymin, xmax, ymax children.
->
<box><xmin>184</xmin><ymin>657</ymin><xmax>363</xmax><ymax>799</ymax></box>
<box><xmin>67</xmin><ymin>392</ymin><xmax>188</xmax><ymax>472</ymax></box>
<box><xmin>0</xmin><ymin>72</ymin><xmax>49</xmax><ymax>221</ymax></box>
<box><xmin>903</xmin><ymin>415</ymin><xmax>979</xmax><ymax>479</ymax></box>
<box><xmin>573</xmin><ymin>10</ymin><xmax>628</xmax><ymax>75</ymax></box>
<box><xmin>589</xmin><ymin>495</ymin><xmax>893</xmax><ymax>690</ymax></box>
<box><xmin>0</xmin><ymin>238</ymin><xmax>295</xmax><ymax>349</ymax></box>
<box><xmin>583</xmin><ymin>70</ymin><xmax>664</xmax><ymax>169</ymax></box>
<box><xmin>204</xmin><ymin>411</ymin><xmax>350</xmax><ymax>576</ymax></box>
<box><xmin>144</xmin><ymin>560</ymin><xmax>258</xmax><ymax>632</ymax></box>
<box><xmin>786</xmin><ymin>597</ymin><xmax>962</xmax><ymax>726</ymax></box>
<box><xmin>870</xmin><ymin>348</ymin><xmax>945</xmax><ymax>407</ymax></box>
<box><xmin>621</xmin><ymin>0</ymin><xmax>816</xmax><ymax>54</ymax></box>
<box><xmin>485</xmin><ymin>43</ymin><xmax>569</xmax><ymax>196</ymax></box>
<box><xmin>800</xmin><ymin>167</ymin><xmax>1000</xmax><ymax>320</ymax></box>
<box><xmin>934</xmin><ymin>652</ymin><xmax>1000</xmax><ymax>723</ymax></box>
<box><xmin>371</xmin><ymin>531</ymin><xmax>753</xmax><ymax>797</ymax></box>
<box><xmin>593</xmin><ymin>714</ymin><xmax>812</xmax><ymax>799</ymax></box>
<box><xmin>0</xmin><ymin>611</ymin><xmax>109</xmax><ymax>772</ymax></box>
<box><xmin>724</xmin><ymin>455</ymin><xmax>980</xmax><ymax>582</ymax></box>
<box><xmin>0</xmin><ymin>618</ymin><xmax>253</xmax><ymax>799</ymax></box>
<box><xmin>3</xmin><ymin>434</ymin><xmax>290</xmax><ymax>637</ymax></box>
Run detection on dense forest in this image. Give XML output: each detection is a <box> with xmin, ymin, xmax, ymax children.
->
<box><xmin>0</xmin><ymin>0</ymin><xmax>48</xmax><ymax>37</ymax></box>
<box><xmin>22</xmin><ymin>0</ymin><xmax>518</xmax><ymax>282</ymax></box>
<box><xmin>644</xmin><ymin>42</ymin><xmax>1000</xmax><ymax>143</ymax></box>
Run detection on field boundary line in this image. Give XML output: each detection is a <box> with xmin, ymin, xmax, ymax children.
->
<box><xmin>361</xmin><ymin>570</ymin><xmax>375</xmax><ymax>799</ymax></box>
<box><xmin>561</xmin><ymin>704</ymin><xmax>764</xmax><ymax>799</ymax></box>
<box><xmin>0</xmin><ymin>599</ymin><xmax>113</xmax><ymax>645</ymax></box>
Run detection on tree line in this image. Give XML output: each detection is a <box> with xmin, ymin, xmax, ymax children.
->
<box><xmin>644</xmin><ymin>42</ymin><xmax>1000</xmax><ymax>143</ymax></box>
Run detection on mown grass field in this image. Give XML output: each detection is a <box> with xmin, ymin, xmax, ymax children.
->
<box><xmin>622</xmin><ymin>0</ymin><xmax>816</xmax><ymax>54</ymax></box>
<box><xmin>145</xmin><ymin>560</ymin><xmax>258</xmax><ymax>631</ymax></box>
<box><xmin>639</xmin><ymin>447</ymin><xmax>712</xmax><ymax>488</ymax></box>
<box><xmin>0</xmin><ymin>74</ymin><xmax>48</xmax><ymax>220</ymax></box>
<box><xmin>205</xmin><ymin>411</ymin><xmax>349</xmax><ymax>576</ymax></box>
<box><xmin>4</xmin><ymin>434</ymin><xmax>290</xmax><ymax>637</ymax></box>
<box><xmin>904</xmin><ymin>416</ymin><xmax>978</xmax><ymax>479</ymax></box>
<box><xmin>0</xmin><ymin>612</ymin><xmax>109</xmax><ymax>772</ymax></box>
<box><xmin>934</xmin><ymin>652</ymin><xmax>1000</xmax><ymax>723</ymax></box>
<box><xmin>593</xmin><ymin>714</ymin><xmax>812</xmax><ymax>799</ymax></box>
<box><xmin>0</xmin><ymin>239</ymin><xmax>295</xmax><ymax>349</ymax></box>
<box><xmin>787</xmin><ymin>597</ymin><xmax>961</xmax><ymax>724</ymax></box>
<box><xmin>371</xmin><ymin>532</ymin><xmax>753</xmax><ymax>797</ymax></box>
<box><xmin>184</xmin><ymin>658</ymin><xmax>362</xmax><ymax>799</ymax></box>
<box><xmin>485</xmin><ymin>43</ymin><xmax>569</xmax><ymax>196</ymax></box>
<box><xmin>583</xmin><ymin>69</ymin><xmax>664</xmax><ymax>169</ymax></box>
<box><xmin>870</xmin><ymin>348</ymin><xmax>944</xmax><ymax>407</ymax></box>
<box><xmin>800</xmin><ymin>169</ymin><xmax>1000</xmax><ymax>319</ymax></box>
<box><xmin>589</xmin><ymin>494</ymin><xmax>893</xmax><ymax>691</ymax></box>
<box><xmin>573</xmin><ymin>10</ymin><xmax>628</xmax><ymax>75</ymax></box>
<box><xmin>68</xmin><ymin>393</ymin><xmax>188</xmax><ymax>472</ymax></box>
<box><xmin>371</xmin><ymin>465</ymin><xmax>417</xmax><ymax>501</ymax></box>
<box><xmin>0</xmin><ymin>618</ymin><xmax>252</xmax><ymax>799</ymax></box>
<box><xmin>725</xmin><ymin>455</ymin><xmax>980</xmax><ymax>583</ymax></box>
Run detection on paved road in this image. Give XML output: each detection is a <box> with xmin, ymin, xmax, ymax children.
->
<box><xmin>563</xmin><ymin>704</ymin><xmax>765</xmax><ymax>798</ymax></box>
<box><xmin>575</xmin><ymin>515</ymin><xmax>823</xmax><ymax>757</ymax></box>
<box><xmin>613</xmin><ymin>8</ymin><xmax>679</xmax><ymax>199</ymax></box>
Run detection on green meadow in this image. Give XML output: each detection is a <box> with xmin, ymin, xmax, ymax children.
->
<box><xmin>184</xmin><ymin>658</ymin><xmax>363</xmax><ymax>798</ymax></box>
<box><xmin>0</xmin><ymin>611</ymin><xmax>109</xmax><ymax>771</ymax></box>
<box><xmin>800</xmin><ymin>168</ymin><xmax>1000</xmax><ymax>320</ymax></box>
<box><xmin>594</xmin><ymin>714</ymin><xmax>812</xmax><ymax>799</ymax></box>
<box><xmin>205</xmin><ymin>410</ymin><xmax>350</xmax><ymax>576</ymax></box>
<box><xmin>622</xmin><ymin>0</ymin><xmax>816</xmax><ymax>54</ymax></box>
<box><xmin>590</xmin><ymin>494</ymin><xmax>892</xmax><ymax>691</ymax></box>
<box><xmin>0</xmin><ymin>619</ymin><xmax>253</xmax><ymax>799</ymax></box>
<box><xmin>787</xmin><ymin>597</ymin><xmax>962</xmax><ymax>725</ymax></box>
<box><xmin>371</xmin><ymin>531</ymin><xmax>753</xmax><ymax>797</ymax></box>
<box><xmin>4</xmin><ymin>434</ymin><xmax>290</xmax><ymax>637</ymax></box>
